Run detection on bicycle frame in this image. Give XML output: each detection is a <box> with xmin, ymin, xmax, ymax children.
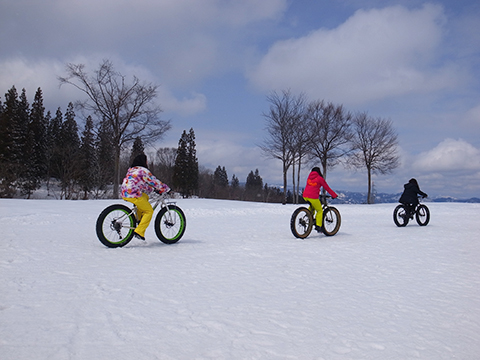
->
<box><xmin>120</xmin><ymin>193</ymin><xmax>177</xmax><ymax>230</ymax></box>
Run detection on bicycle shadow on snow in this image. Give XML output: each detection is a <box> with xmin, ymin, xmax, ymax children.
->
<box><xmin>130</xmin><ymin>238</ymin><xmax>205</xmax><ymax>248</ymax></box>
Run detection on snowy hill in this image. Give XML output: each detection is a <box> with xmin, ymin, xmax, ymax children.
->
<box><xmin>1</xmin><ymin>198</ymin><xmax>479</xmax><ymax>359</ymax></box>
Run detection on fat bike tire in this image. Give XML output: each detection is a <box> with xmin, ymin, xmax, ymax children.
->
<box><xmin>322</xmin><ymin>207</ymin><xmax>341</xmax><ymax>236</ymax></box>
<box><xmin>96</xmin><ymin>204</ymin><xmax>135</xmax><ymax>248</ymax></box>
<box><xmin>290</xmin><ymin>207</ymin><xmax>313</xmax><ymax>239</ymax></box>
<box><xmin>154</xmin><ymin>205</ymin><xmax>186</xmax><ymax>244</ymax></box>
<box><xmin>416</xmin><ymin>204</ymin><xmax>430</xmax><ymax>226</ymax></box>
<box><xmin>393</xmin><ymin>205</ymin><xmax>409</xmax><ymax>227</ymax></box>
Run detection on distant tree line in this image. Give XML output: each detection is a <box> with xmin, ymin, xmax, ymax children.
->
<box><xmin>260</xmin><ymin>90</ymin><xmax>400</xmax><ymax>204</ymax></box>
<box><xmin>154</xmin><ymin>129</ymin><xmax>285</xmax><ymax>202</ymax></box>
<box><xmin>0</xmin><ymin>86</ymin><xmax>285</xmax><ymax>202</ymax></box>
<box><xmin>0</xmin><ymin>86</ymin><xmax>116</xmax><ymax>198</ymax></box>
<box><xmin>0</xmin><ymin>62</ymin><xmax>399</xmax><ymax>204</ymax></box>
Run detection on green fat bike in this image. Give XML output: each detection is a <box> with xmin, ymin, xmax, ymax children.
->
<box><xmin>96</xmin><ymin>191</ymin><xmax>186</xmax><ymax>248</ymax></box>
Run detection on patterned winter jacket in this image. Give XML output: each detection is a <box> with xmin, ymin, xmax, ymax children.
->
<box><xmin>121</xmin><ymin>166</ymin><xmax>170</xmax><ymax>198</ymax></box>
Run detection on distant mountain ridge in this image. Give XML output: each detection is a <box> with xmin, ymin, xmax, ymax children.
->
<box><xmin>329</xmin><ymin>190</ymin><xmax>480</xmax><ymax>204</ymax></box>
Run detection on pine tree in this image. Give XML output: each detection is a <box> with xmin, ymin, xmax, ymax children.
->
<box><xmin>230</xmin><ymin>174</ymin><xmax>241</xmax><ymax>200</ymax></box>
<box><xmin>47</xmin><ymin>107</ymin><xmax>64</xmax><ymax>182</ymax></box>
<box><xmin>186</xmin><ymin>128</ymin><xmax>199</xmax><ymax>195</ymax></box>
<box><xmin>213</xmin><ymin>166</ymin><xmax>228</xmax><ymax>199</ymax></box>
<box><xmin>9</xmin><ymin>88</ymin><xmax>30</xmax><ymax>187</ymax></box>
<box><xmin>0</xmin><ymin>93</ymin><xmax>15</xmax><ymax>197</ymax></box>
<box><xmin>78</xmin><ymin>116</ymin><xmax>96</xmax><ymax>199</ymax></box>
<box><xmin>59</xmin><ymin>103</ymin><xmax>80</xmax><ymax>199</ymax></box>
<box><xmin>173</xmin><ymin>128</ymin><xmax>199</xmax><ymax>197</ymax></box>
<box><xmin>0</xmin><ymin>96</ymin><xmax>7</xmax><ymax>162</ymax></box>
<box><xmin>172</xmin><ymin>130</ymin><xmax>189</xmax><ymax>196</ymax></box>
<box><xmin>245</xmin><ymin>169</ymin><xmax>263</xmax><ymax>201</ymax></box>
<box><xmin>129</xmin><ymin>137</ymin><xmax>145</xmax><ymax>165</ymax></box>
<box><xmin>21</xmin><ymin>88</ymin><xmax>48</xmax><ymax>197</ymax></box>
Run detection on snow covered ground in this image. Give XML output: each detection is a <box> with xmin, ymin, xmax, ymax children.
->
<box><xmin>1</xmin><ymin>198</ymin><xmax>479</xmax><ymax>360</ymax></box>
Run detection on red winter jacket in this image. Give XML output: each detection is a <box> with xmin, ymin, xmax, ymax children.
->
<box><xmin>302</xmin><ymin>171</ymin><xmax>337</xmax><ymax>199</ymax></box>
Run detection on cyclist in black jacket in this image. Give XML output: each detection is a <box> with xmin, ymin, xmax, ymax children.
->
<box><xmin>399</xmin><ymin>178</ymin><xmax>428</xmax><ymax>215</ymax></box>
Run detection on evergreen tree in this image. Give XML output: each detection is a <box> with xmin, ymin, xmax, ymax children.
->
<box><xmin>129</xmin><ymin>137</ymin><xmax>145</xmax><ymax>165</ymax></box>
<box><xmin>186</xmin><ymin>128</ymin><xmax>199</xmax><ymax>195</ymax></box>
<box><xmin>21</xmin><ymin>87</ymin><xmax>48</xmax><ymax>197</ymax></box>
<box><xmin>0</xmin><ymin>96</ymin><xmax>7</xmax><ymax>162</ymax></box>
<box><xmin>230</xmin><ymin>174</ymin><xmax>240</xmax><ymax>200</ymax></box>
<box><xmin>0</xmin><ymin>94</ymin><xmax>15</xmax><ymax>197</ymax></box>
<box><xmin>213</xmin><ymin>166</ymin><xmax>229</xmax><ymax>199</ymax></box>
<box><xmin>10</xmin><ymin>88</ymin><xmax>29</xmax><ymax>184</ymax></box>
<box><xmin>172</xmin><ymin>130</ymin><xmax>189</xmax><ymax>196</ymax></box>
<box><xmin>47</xmin><ymin>107</ymin><xmax>64</xmax><ymax>182</ymax></box>
<box><xmin>245</xmin><ymin>169</ymin><xmax>263</xmax><ymax>201</ymax></box>
<box><xmin>59</xmin><ymin>103</ymin><xmax>80</xmax><ymax>199</ymax></box>
<box><xmin>78</xmin><ymin>116</ymin><xmax>96</xmax><ymax>199</ymax></box>
<box><xmin>173</xmin><ymin>128</ymin><xmax>199</xmax><ymax>197</ymax></box>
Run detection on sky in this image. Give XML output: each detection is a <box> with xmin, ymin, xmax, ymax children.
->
<box><xmin>1</xmin><ymin>0</ymin><xmax>479</xmax><ymax>198</ymax></box>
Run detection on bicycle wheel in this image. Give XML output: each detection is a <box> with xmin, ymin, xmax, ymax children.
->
<box><xmin>322</xmin><ymin>207</ymin><xmax>341</xmax><ymax>236</ymax></box>
<box><xmin>393</xmin><ymin>204</ymin><xmax>409</xmax><ymax>227</ymax></box>
<box><xmin>290</xmin><ymin>207</ymin><xmax>313</xmax><ymax>239</ymax></box>
<box><xmin>415</xmin><ymin>204</ymin><xmax>430</xmax><ymax>226</ymax></box>
<box><xmin>154</xmin><ymin>205</ymin><xmax>186</xmax><ymax>244</ymax></box>
<box><xmin>96</xmin><ymin>204</ymin><xmax>136</xmax><ymax>248</ymax></box>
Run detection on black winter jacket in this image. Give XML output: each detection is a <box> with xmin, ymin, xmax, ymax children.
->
<box><xmin>399</xmin><ymin>182</ymin><xmax>427</xmax><ymax>205</ymax></box>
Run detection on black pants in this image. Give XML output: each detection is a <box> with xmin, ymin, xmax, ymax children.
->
<box><xmin>402</xmin><ymin>202</ymin><xmax>417</xmax><ymax>216</ymax></box>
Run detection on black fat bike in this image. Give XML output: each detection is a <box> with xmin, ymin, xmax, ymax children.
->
<box><xmin>393</xmin><ymin>197</ymin><xmax>430</xmax><ymax>227</ymax></box>
<box><xmin>96</xmin><ymin>191</ymin><xmax>186</xmax><ymax>248</ymax></box>
<box><xmin>290</xmin><ymin>195</ymin><xmax>341</xmax><ymax>239</ymax></box>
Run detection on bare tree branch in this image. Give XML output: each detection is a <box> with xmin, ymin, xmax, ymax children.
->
<box><xmin>348</xmin><ymin>113</ymin><xmax>400</xmax><ymax>203</ymax></box>
<box><xmin>59</xmin><ymin>59</ymin><xmax>171</xmax><ymax>197</ymax></box>
<box><xmin>259</xmin><ymin>90</ymin><xmax>306</xmax><ymax>203</ymax></box>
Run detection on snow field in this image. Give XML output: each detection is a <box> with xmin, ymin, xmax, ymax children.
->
<box><xmin>1</xmin><ymin>199</ymin><xmax>479</xmax><ymax>359</ymax></box>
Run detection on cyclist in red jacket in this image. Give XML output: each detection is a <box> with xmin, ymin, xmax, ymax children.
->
<box><xmin>303</xmin><ymin>167</ymin><xmax>338</xmax><ymax>232</ymax></box>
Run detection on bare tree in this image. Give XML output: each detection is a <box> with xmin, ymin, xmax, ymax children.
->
<box><xmin>348</xmin><ymin>113</ymin><xmax>400</xmax><ymax>204</ymax></box>
<box><xmin>59</xmin><ymin>59</ymin><xmax>171</xmax><ymax>197</ymax></box>
<box><xmin>290</xmin><ymin>116</ymin><xmax>312</xmax><ymax>204</ymax></box>
<box><xmin>155</xmin><ymin>147</ymin><xmax>177</xmax><ymax>186</ymax></box>
<box><xmin>308</xmin><ymin>100</ymin><xmax>353</xmax><ymax>180</ymax></box>
<box><xmin>259</xmin><ymin>90</ymin><xmax>306</xmax><ymax>204</ymax></box>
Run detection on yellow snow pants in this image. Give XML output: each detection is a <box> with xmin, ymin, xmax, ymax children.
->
<box><xmin>304</xmin><ymin>197</ymin><xmax>323</xmax><ymax>227</ymax></box>
<box><xmin>123</xmin><ymin>193</ymin><xmax>153</xmax><ymax>238</ymax></box>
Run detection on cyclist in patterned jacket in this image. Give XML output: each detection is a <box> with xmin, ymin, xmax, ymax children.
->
<box><xmin>121</xmin><ymin>153</ymin><xmax>170</xmax><ymax>240</ymax></box>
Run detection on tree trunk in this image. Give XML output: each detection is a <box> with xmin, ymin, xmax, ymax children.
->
<box><xmin>292</xmin><ymin>160</ymin><xmax>296</xmax><ymax>204</ymax></box>
<box><xmin>297</xmin><ymin>157</ymin><xmax>302</xmax><ymax>204</ymax></box>
<box><xmin>367</xmin><ymin>167</ymin><xmax>372</xmax><ymax>204</ymax></box>
<box><xmin>113</xmin><ymin>147</ymin><xmax>121</xmax><ymax>199</ymax></box>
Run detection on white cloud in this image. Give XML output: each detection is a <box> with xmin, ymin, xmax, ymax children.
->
<box><xmin>157</xmin><ymin>88</ymin><xmax>207</xmax><ymax>116</ymax></box>
<box><xmin>412</xmin><ymin>138</ymin><xmax>480</xmax><ymax>173</ymax></box>
<box><xmin>0</xmin><ymin>0</ymin><xmax>287</xmax><ymax>89</ymax></box>
<box><xmin>249</xmin><ymin>4</ymin><xmax>461</xmax><ymax>105</ymax></box>
<box><xmin>0</xmin><ymin>56</ymin><xmax>207</xmax><ymax>117</ymax></box>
